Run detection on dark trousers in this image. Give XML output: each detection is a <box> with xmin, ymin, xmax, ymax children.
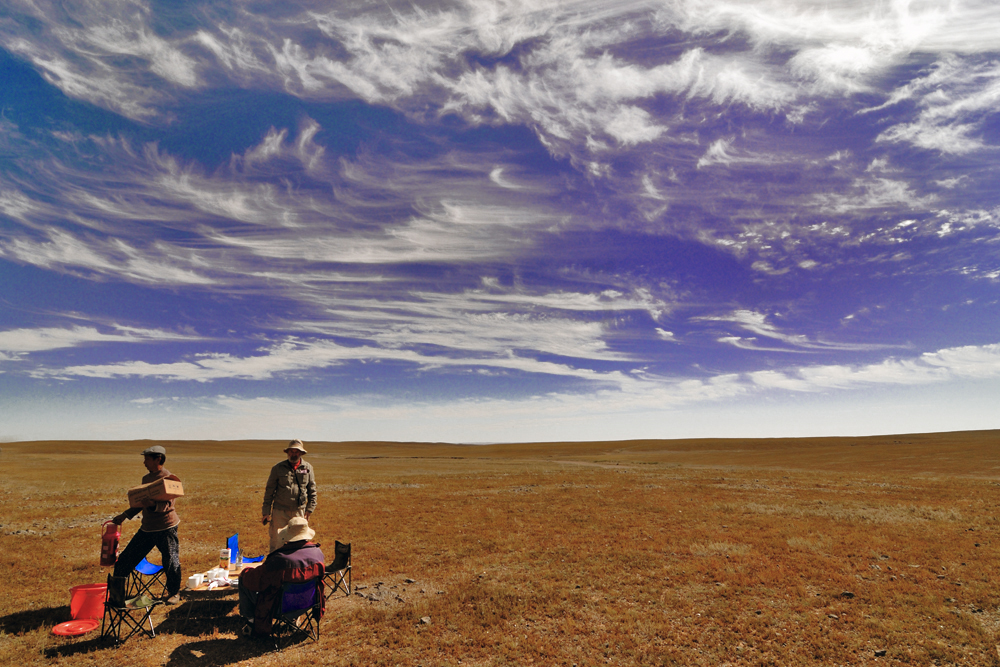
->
<box><xmin>113</xmin><ymin>526</ymin><xmax>182</xmax><ymax>595</ymax></box>
<box><xmin>238</xmin><ymin>579</ymin><xmax>258</xmax><ymax>620</ymax></box>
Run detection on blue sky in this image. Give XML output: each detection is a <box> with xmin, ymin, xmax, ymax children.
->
<box><xmin>1</xmin><ymin>0</ymin><xmax>998</xmax><ymax>443</ymax></box>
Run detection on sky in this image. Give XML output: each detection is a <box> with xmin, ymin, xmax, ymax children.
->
<box><xmin>1</xmin><ymin>0</ymin><xmax>999</xmax><ymax>443</ymax></box>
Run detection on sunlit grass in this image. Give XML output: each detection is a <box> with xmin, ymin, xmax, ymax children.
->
<box><xmin>1</xmin><ymin>431</ymin><xmax>999</xmax><ymax>665</ymax></box>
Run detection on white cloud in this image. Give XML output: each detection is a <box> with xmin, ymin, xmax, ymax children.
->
<box><xmin>464</xmin><ymin>287</ymin><xmax>670</xmax><ymax>318</ymax></box>
<box><xmin>86</xmin><ymin>21</ymin><xmax>199</xmax><ymax>87</ymax></box>
<box><xmin>0</xmin><ymin>325</ymin><xmax>201</xmax><ymax>355</ymax></box>
<box><xmin>444</xmin><ymin>44</ymin><xmax>795</xmax><ymax>156</ymax></box>
<box><xmin>700</xmin><ymin>309</ymin><xmax>894</xmax><ymax>352</ymax></box>
<box><xmin>193</xmin><ymin>27</ymin><xmax>270</xmax><ymax>79</ymax></box>
<box><xmin>810</xmin><ymin>176</ymin><xmax>938</xmax><ymax>213</ymax></box>
<box><xmin>695</xmin><ymin>136</ymin><xmax>792</xmax><ymax>170</ymax></box>
<box><xmin>671</xmin><ymin>0</ymin><xmax>988</xmax><ymax>55</ymax></box>
<box><xmin>789</xmin><ymin>44</ymin><xmax>881</xmax><ymax>94</ymax></box>
<box><xmin>749</xmin><ymin>343</ymin><xmax>1000</xmax><ymax>393</ymax></box>
<box><xmin>697</xmin><ymin>138</ymin><xmax>734</xmax><ymax>169</ymax></box>
<box><xmin>656</xmin><ymin>328</ymin><xmax>678</xmax><ymax>342</ymax></box>
<box><xmin>19</xmin><ymin>288</ymin><xmax>664</xmax><ymax>386</ymax></box>
<box><xmin>12</xmin><ymin>46</ymin><xmax>160</xmax><ymax>120</ymax></box>
<box><xmin>489</xmin><ymin>167</ymin><xmax>520</xmax><ymax>189</ymax></box>
<box><xmin>0</xmin><ymin>117</ymin><xmax>570</xmax><ymax>291</ymax></box>
<box><xmin>921</xmin><ymin>343</ymin><xmax>1000</xmax><ymax>378</ymax></box>
<box><xmin>707</xmin><ymin>310</ymin><xmax>803</xmax><ymax>343</ymax></box>
<box><xmin>910</xmin><ymin>2</ymin><xmax>1000</xmax><ymax>53</ymax></box>
<box><xmin>373</xmin><ymin>313</ymin><xmax>618</xmax><ymax>361</ymax></box>
<box><xmin>934</xmin><ymin>176</ymin><xmax>967</xmax><ymax>189</ymax></box>
<box><xmin>873</xmin><ymin>55</ymin><xmax>1000</xmax><ymax>154</ymax></box>
<box><xmin>604</xmin><ymin>106</ymin><xmax>664</xmax><ymax>146</ymax></box>
<box><xmin>936</xmin><ymin>208</ymin><xmax>1000</xmax><ymax>232</ymax></box>
<box><xmin>879</xmin><ymin>121</ymin><xmax>984</xmax><ymax>154</ymax></box>
<box><xmin>289</xmin><ymin>283</ymin><xmax>674</xmax><ymax>364</ymax></box>
<box><xmin>0</xmin><ymin>227</ymin><xmax>215</xmax><ymax>285</ymax></box>
<box><xmin>31</xmin><ymin>336</ymin><xmax>636</xmax><ymax>387</ymax></box>
<box><xmin>205</xmin><ymin>200</ymin><xmax>546</xmax><ymax>264</ymax></box>
<box><xmin>0</xmin><ymin>1</ymin><xmax>200</xmax><ymax>119</ymax></box>
<box><xmin>0</xmin><ymin>189</ymin><xmax>37</xmax><ymax>222</ymax></box>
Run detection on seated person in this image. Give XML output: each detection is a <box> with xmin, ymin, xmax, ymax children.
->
<box><xmin>239</xmin><ymin>516</ymin><xmax>325</xmax><ymax>635</ymax></box>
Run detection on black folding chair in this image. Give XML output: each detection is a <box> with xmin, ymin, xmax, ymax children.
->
<box><xmin>101</xmin><ymin>574</ymin><xmax>162</xmax><ymax>645</ymax></box>
<box><xmin>270</xmin><ymin>577</ymin><xmax>323</xmax><ymax>649</ymax></box>
<box><xmin>323</xmin><ymin>541</ymin><xmax>351</xmax><ymax>600</ymax></box>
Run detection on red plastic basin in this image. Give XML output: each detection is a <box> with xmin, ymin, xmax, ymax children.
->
<box><xmin>69</xmin><ymin>583</ymin><xmax>107</xmax><ymax>620</ymax></box>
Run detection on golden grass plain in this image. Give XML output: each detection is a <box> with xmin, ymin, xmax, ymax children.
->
<box><xmin>2</xmin><ymin>430</ymin><xmax>1000</xmax><ymax>666</ymax></box>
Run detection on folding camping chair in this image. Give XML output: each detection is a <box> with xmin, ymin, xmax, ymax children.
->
<box><xmin>101</xmin><ymin>574</ymin><xmax>162</xmax><ymax>645</ymax></box>
<box><xmin>227</xmin><ymin>533</ymin><xmax>264</xmax><ymax>564</ymax></box>
<box><xmin>128</xmin><ymin>557</ymin><xmax>166</xmax><ymax>599</ymax></box>
<box><xmin>323</xmin><ymin>541</ymin><xmax>351</xmax><ymax>600</ymax></box>
<box><xmin>269</xmin><ymin>577</ymin><xmax>323</xmax><ymax>649</ymax></box>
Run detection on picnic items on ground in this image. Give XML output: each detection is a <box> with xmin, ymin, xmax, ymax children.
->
<box><xmin>127</xmin><ymin>477</ymin><xmax>184</xmax><ymax>509</ymax></box>
<box><xmin>187</xmin><ymin>563</ymin><xmax>244</xmax><ymax>589</ymax></box>
<box><xmin>183</xmin><ymin>548</ymin><xmax>260</xmax><ymax>593</ymax></box>
<box><xmin>100</xmin><ymin>521</ymin><xmax>120</xmax><ymax>566</ymax></box>
<box><xmin>187</xmin><ymin>566</ymin><xmax>240</xmax><ymax>589</ymax></box>
<box><xmin>207</xmin><ymin>568</ymin><xmax>235</xmax><ymax>589</ymax></box>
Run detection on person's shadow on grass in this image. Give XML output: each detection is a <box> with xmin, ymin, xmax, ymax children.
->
<box><xmin>0</xmin><ymin>605</ymin><xmax>70</xmax><ymax>633</ymax></box>
<box><xmin>44</xmin><ymin>636</ymin><xmax>107</xmax><ymax>658</ymax></box>
<box><xmin>155</xmin><ymin>599</ymin><xmax>240</xmax><ymax>636</ymax></box>
<box><xmin>166</xmin><ymin>637</ymin><xmax>274</xmax><ymax>666</ymax></box>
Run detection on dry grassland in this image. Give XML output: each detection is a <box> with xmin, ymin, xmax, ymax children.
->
<box><xmin>2</xmin><ymin>430</ymin><xmax>1000</xmax><ymax>666</ymax></box>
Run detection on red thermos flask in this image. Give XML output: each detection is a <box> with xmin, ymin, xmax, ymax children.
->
<box><xmin>100</xmin><ymin>520</ymin><xmax>120</xmax><ymax>566</ymax></box>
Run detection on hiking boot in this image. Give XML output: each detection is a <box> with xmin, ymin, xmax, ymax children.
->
<box><xmin>162</xmin><ymin>592</ymin><xmax>182</xmax><ymax>605</ymax></box>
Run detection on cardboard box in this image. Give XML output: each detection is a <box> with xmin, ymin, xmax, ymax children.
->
<box><xmin>128</xmin><ymin>478</ymin><xmax>184</xmax><ymax>509</ymax></box>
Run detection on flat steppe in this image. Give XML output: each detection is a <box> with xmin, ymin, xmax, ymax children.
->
<box><xmin>2</xmin><ymin>430</ymin><xmax>999</xmax><ymax>666</ymax></box>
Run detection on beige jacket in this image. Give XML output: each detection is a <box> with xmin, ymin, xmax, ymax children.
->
<box><xmin>262</xmin><ymin>459</ymin><xmax>317</xmax><ymax>516</ymax></box>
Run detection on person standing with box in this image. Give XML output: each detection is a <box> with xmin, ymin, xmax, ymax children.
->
<box><xmin>261</xmin><ymin>439</ymin><xmax>317</xmax><ymax>552</ymax></box>
<box><xmin>112</xmin><ymin>445</ymin><xmax>183</xmax><ymax>604</ymax></box>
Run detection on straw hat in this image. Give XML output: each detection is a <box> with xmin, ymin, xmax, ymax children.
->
<box><xmin>284</xmin><ymin>439</ymin><xmax>307</xmax><ymax>454</ymax></box>
<box><xmin>277</xmin><ymin>516</ymin><xmax>315</xmax><ymax>545</ymax></box>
